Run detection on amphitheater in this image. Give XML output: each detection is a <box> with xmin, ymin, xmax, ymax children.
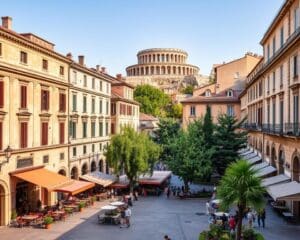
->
<box><xmin>125</xmin><ymin>48</ymin><xmax>209</xmax><ymax>94</ymax></box>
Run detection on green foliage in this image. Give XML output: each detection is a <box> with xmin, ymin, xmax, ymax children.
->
<box><xmin>11</xmin><ymin>209</ymin><xmax>17</xmax><ymax>220</ymax></box>
<box><xmin>181</xmin><ymin>85</ymin><xmax>194</xmax><ymax>94</ymax></box>
<box><xmin>105</xmin><ymin>126</ymin><xmax>160</xmax><ymax>191</ymax></box>
<box><xmin>78</xmin><ymin>202</ymin><xmax>85</xmax><ymax>209</ymax></box>
<box><xmin>134</xmin><ymin>84</ymin><xmax>171</xmax><ymax>117</ymax></box>
<box><xmin>153</xmin><ymin>118</ymin><xmax>181</xmax><ymax>163</ymax></box>
<box><xmin>203</xmin><ymin>105</ymin><xmax>215</xmax><ymax>148</ymax></box>
<box><xmin>166</xmin><ymin>103</ymin><xmax>183</xmax><ymax>119</ymax></box>
<box><xmin>199</xmin><ymin>225</ymin><xmax>232</xmax><ymax>240</ymax></box>
<box><xmin>44</xmin><ymin>216</ymin><xmax>53</xmax><ymax>225</ymax></box>
<box><xmin>217</xmin><ymin>160</ymin><xmax>266</xmax><ymax>240</ymax></box>
<box><xmin>212</xmin><ymin>114</ymin><xmax>247</xmax><ymax>175</ymax></box>
<box><xmin>167</xmin><ymin>119</ymin><xmax>213</xmax><ymax>190</ymax></box>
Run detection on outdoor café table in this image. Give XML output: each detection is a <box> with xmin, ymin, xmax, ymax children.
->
<box><xmin>21</xmin><ymin>215</ymin><xmax>39</xmax><ymax>225</ymax></box>
<box><xmin>64</xmin><ymin>204</ymin><xmax>79</xmax><ymax>211</ymax></box>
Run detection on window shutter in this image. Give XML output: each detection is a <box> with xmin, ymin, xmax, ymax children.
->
<box><xmin>59</xmin><ymin>122</ymin><xmax>64</xmax><ymax>144</ymax></box>
<box><xmin>0</xmin><ymin>81</ymin><xmax>4</xmax><ymax>108</ymax></box>
<box><xmin>42</xmin><ymin>122</ymin><xmax>48</xmax><ymax>145</ymax></box>
<box><xmin>21</xmin><ymin>86</ymin><xmax>27</xmax><ymax>108</ymax></box>
<box><xmin>0</xmin><ymin>122</ymin><xmax>2</xmax><ymax>150</ymax></box>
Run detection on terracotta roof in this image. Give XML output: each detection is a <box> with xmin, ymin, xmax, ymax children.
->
<box><xmin>111</xmin><ymin>91</ymin><xmax>140</xmax><ymax>105</ymax></box>
<box><xmin>140</xmin><ymin>113</ymin><xmax>158</xmax><ymax>121</ymax></box>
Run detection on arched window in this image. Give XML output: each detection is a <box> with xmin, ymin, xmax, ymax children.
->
<box><xmin>81</xmin><ymin>163</ymin><xmax>88</xmax><ymax>175</ymax></box>
<box><xmin>205</xmin><ymin>90</ymin><xmax>211</xmax><ymax>97</ymax></box>
<box><xmin>227</xmin><ymin>89</ymin><xmax>233</xmax><ymax>97</ymax></box>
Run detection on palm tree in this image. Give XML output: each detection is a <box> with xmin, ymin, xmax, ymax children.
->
<box><xmin>217</xmin><ymin>160</ymin><xmax>266</xmax><ymax>240</ymax></box>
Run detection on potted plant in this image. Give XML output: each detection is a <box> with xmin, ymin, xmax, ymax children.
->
<box><xmin>91</xmin><ymin>196</ymin><xmax>96</xmax><ymax>205</ymax></box>
<box><xmin>78</xmin><ymin>202</ymin><xmax>85</xmax><ymax>212</ymax></box>
<box><xmin>11</xmin><ymin>209</ymin><xmax>17</xmax><ymax>221</ymax></box>
<box><xmin>44</xmin><ymin>216</ymin><xmax>53</xmax><ymax>229</ymax></box>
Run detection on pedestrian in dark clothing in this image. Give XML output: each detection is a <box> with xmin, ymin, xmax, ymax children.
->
<box><xmin>133</xmin><ymin>191</ymin><xmax>138</xmax><ymax>201</ymax></box>
<box><xmin>258</xmin><ymin>209</ymin><xmax>266</xmax><ymax>228</ymax></box>
<box><xmin>167</xmin><ymin>187</ymin><xmax>170</xmax><ymax>198</ymax></box>
<box><xmin>128</xmin><ymin>197</ymin><xmax>133</xmax><ymax>207</ymax></box>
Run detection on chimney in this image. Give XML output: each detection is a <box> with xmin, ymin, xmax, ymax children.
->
<box><xmin>96</xmin><ymin>65</ymin><xmax>101</xmax><ymax>72</ymax></box>
<box><xmin>2</xmin><ymin>16</ymin><xmax>12</xmax><ymax>30</ymax></box>
<box><xmin>116</xmin><ymin>74</ymin><xmax>122</xmax><ymax>81</ymax></box>
<box><xmin>66</xmin><ymin>52</ymin><xmax>73</xmax><ymax>59</ymax></box>
<box><xmin>78</xmin><ymin>55</ymin><xmax>85</xmax><ymax>66</ymax></box>
<box><xmin>101</xmin><ymin>67</ymin><xmax>106</xmax><ymax>73</ymax></box>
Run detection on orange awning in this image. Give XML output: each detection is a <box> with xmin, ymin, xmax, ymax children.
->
<box><xmin>12</xmin><ymin>167</ymin><xmax>72</xmax><ymax>191</ymax></box>
<box><xmin>54</xmin><ymin>180</ymin><xmax>95</xmax><ymax>195</ymax></box>
<box><xmin>12</xmin><ymin>166</ymin><xmax>94</xmax><ymax>195</ymax></box>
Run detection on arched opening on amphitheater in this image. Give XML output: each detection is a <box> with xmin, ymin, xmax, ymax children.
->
<box><xmin>0</xmin><ymin>184</ymin><xmax>6</xmax><ymax>226</ymax></box>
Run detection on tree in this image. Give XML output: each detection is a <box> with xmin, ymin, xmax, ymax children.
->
<box><xmin>166</xmin><ymin>103</ymin><xmax>183</xmax><ymax>119</ymax></box>
<box><xmin>181</xmin><ymin>85</ymin><xmax>194</xmax><ymax>94</ymax></box>
<box><xmin>105</xmin><ymin>126</ymin><xmax>160</xmax><ymax>192</ymax></box>
<box><xmin>202</xmin><ymin>105</ymin><xmax>215</xmax><ymax>147</ymax></box>
<box><xmin>134</xmin><ymin>84</ymin><xmax>171</xmax><ymax>117</ymax></box>
<box><xmin>153</xmin><ymin>118</ymin><xmax>181</xmax><ymax>163</ymax></box>
<box><xmin>217</xmin><ymin>160</ymin><xmax>265</xmax><ymax>240</ymax></box>
<box><xmin>213</xmin><ymin>114</ymin><xmax>247</xmax><ymax>175</ymax></box>
<box><xmin>167</xmin><ymin>120</ymin><xmax>213</xmax><ymax>190</ymax></box>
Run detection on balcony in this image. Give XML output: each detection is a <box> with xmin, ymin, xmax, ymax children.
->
<box><xmin>285</xmin><ymin>123</ymin><xmax>300</xmax><ymax>136</ymax></box>
<box><xmin>242</xmin><ymin>123</ymin><xmax>262</xmax><ymax>131</ymax></box>
<box><xmin>262</xmin><ymin>124</ymin><xmax>284</xmax><ymax>135</ymax></box>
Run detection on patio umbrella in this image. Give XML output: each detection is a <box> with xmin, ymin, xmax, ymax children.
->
<box><xmin>101</xmin><ymin>205</ymin><xmax>117</xmax><ymax>211</ymax></box>
<box><xmin>110</xmin><ymin>201</ymin><xmax>125</xmax><ymax>207</ymax></box>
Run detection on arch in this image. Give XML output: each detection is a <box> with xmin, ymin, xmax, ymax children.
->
<box><xmin>156</xmin><ymin>66</ymin><xmax>160</xmax><ymax>75</ymax></box>
<box><xmin>162</xmin><ymin>54</ymin><xmax>165</xmax><ymax>62</ymax></box>
<box><xmin>292</xmin><ymin>150</ymin><xmax>300</xmax><ymax>182</ymax></box>
<box><xmin>161</xmin><ymin>66</ymin><xmax>166</xmax><ymax>75</ymax></box>
<box><xmin>173</xmin><ymin>66</ymin><xmax>176</xmax><ymax>74</ymax></box>
<box><xmin>166</xmin><ymin>54</ymin><xmax>169</xmax><ymax>62</ymax></box>
<box><xmin>58</xmin><ymin>169</ymin><xmax>66</xmax><ymax>176</ymax></box>
<box><xmin>149</xmin><ymin>54</ymin><xmax>151</xmax><ymax>63</ymax></box>
<box><xmin>153</xmin><ymin>54</ymin><xmax>156</xmax><ymax>62</ymax></box>
<box><xmin>266</xmin><ymin>142</ymin><xmax>270</xmax><ymax>156</ymax></box>
<box><xmin>205</xmin><ymin>89</ymin><xmax>211</xmax><ymax>97</ymax></box>
<box><xmin>178</xmin><ymin>66</ymin><xmax>181</xmax><ymax>75</ymax></box>
<box><xmin>278</xmin><ymin>145</ymin><xmax>285</xmax><ymax>174</ymax></box>
<box><xmin>141</xmin><ymin>67</ymin><xmax>144</xmax><ymax>76</ymax></box>
<box><xmin>99</xmin><ymin>159</ymin><xmax>104</xmax><ymax>172</ymax></box>
<box><xmin>91</xmin><ymin>160</ymin><xmax>96</xmax><ymax>172</ymax></box>
<box><xmin>150</xmin><ymin>66</ymin><xmax>154</xmax><ymax>75</ymax></box>
<box><xmin>167</xmin><ymin>66</ymin><xmax>171</xmax><ymax>74</ymax></box>
<box><xmin>70</xmin><ymin>166</ymin><xmax>79</xmax><ymax>180</ymax></box>
<box><xmin>171</xmin><ymin>54</ymin><xmax>174</xmax><ymax>62</ymax></box>
<box><xmin>81</xmin><ymin>163</ymin><xmax>88</xmax><ymax>176</ymax></box>
<box><xmin>145</xmin><ymin>66</ymin><xmax>149</xmax><ymax>75</ymax></box>
<box><xmin>0</xmin><ymin>180</ymin><xmax>8</xmax><ymax>226</ymax></box>
<box><xmin>106</xmin><ymin>161</ymin><xmax>109</xmax><ymax>174</ymax></box>
<box><xmin>183</xmin><ymin>67</ymin><xmax>186</xmax><ymax>75</ymax></box>
<box><xmin>175</xmin><ymin>55</ymin><xmax>177</xmax><ymax>63</ymax></box>
<box><xmin>157</xmin><ymin>54</ymin><xmax>160</xmax><ymax>62</ymax></box>
<box><xmin>271</xmin><ymin>145</ymin><xmax>276</xmax><ymax>168</ymax></box>
<box><xmin>145</xmin><ymin>55</ymin><xmax>148</xmax><ymax>63</ymax></box>
<box><xmin>136</xmin><ymin>68</ymin><xmax>140</xmax><ymax>75</ymax></box>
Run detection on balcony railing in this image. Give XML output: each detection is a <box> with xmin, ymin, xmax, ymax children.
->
<box><xmin>262</xmin><ymin>124</ymin><xmax>284</xmax><ymax>135</ymax></box>
<box><xmin>285</xmin><ymin>123</ymin><xmax>300</xmax><ymax>136</ymax></box>
<box><xmin>242</xmin><ymin>123</ymin><xmax>262</xmax><ymax>131</ymax></box>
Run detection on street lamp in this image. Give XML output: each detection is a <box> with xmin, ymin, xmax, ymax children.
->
<box><xmin>0</xmin><ymin>145</ymin><xmax>13</xmax><ymax>171</ymax></box>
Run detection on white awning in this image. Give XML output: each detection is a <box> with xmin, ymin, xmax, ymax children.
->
<box><xmin>262</xmin><ymin>174</ymin><xmax>290</xmax><ymax>187</ymax></box>
<box><xmin>267</xmin><ymin>181</ymin><xmax>300</xmax><ymax>200</ymax></box>
<box><xmin>256</xmin><ymin>165</ymin><xmax>277</xmax><ymax>178</ymax></box>
<box><xmin>244</xmin><ymin>153</ymin><xmax>257</xmax><ymax>160</ymax></box>
<box><xmin>80</xmin><ymin>171</ymin><xmax>116</xmax><ymax>187</ymax></box>
<box><xmin>251</xmin><ymin>162</ymin><xmax>269</xmax><ymax>171</ymax></box>
<box><xmin>247</xmin><ymin>156</ymin><xmax>261</xmax><ymax>165</ymax></box>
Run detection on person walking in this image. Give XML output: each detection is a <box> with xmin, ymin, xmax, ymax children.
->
<box><xmin>125</xmin><ymin>207</ymin><xmax>132</xmax><ymax>227</ymax></box>
<box><xmin>229</xmin><ymin>215</ymin><xmax>236</xmax><ymax>232</ymax></box>
<box><xmin>166</xmin><ymin>187</ymin><xmax>170</xmax><ymax>198</ymax></box>
<box><xmin>247</xmin><ymin>210</ymin><xmax>254</xmax><ymax>228</ymax></box>
<box><xmin>206</xmin><ymin>201</ymin><xmax>210</xmax><ymax>215</ymax></box>
<box><xmin>119</xmin><ymin>207</ymin><xmax>126</xmax><ymax>228</ymax></box>
<box><xmin>133</xmin><ymin>190</ymin><xmax>138</xmax><ymax>201</ymax></box>
<box><xmin>258</xmin><ymin>209</ymin><xmax>266</xmax><ymax>228</ymax></box>
<box><xmin>164</xmin><ymin>235</ymin><xmax>171</xmax><ymax>240</ymax></box>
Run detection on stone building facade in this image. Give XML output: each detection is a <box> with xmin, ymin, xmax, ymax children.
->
<box><xmin>125</xmin><ymin>48</ymin><xmax>209</xmax><ymax>95</ymax></box>
<box><xmin>111</xmin><ymin>75</ymin><xmax>140</xmax><ymax>134</ymax></box>
<box><xmin>181</xmin><ymin>53</ymin><xmax>261</xmax><ymax>128</ymax></box>
<box><xmin>0</xmin><ymin>17</ymin><xmax>71</xmax><ymax>225</ymax></box>
<box><xmin>240</xmin><ymin>0</ymin><xmax>300</xmax><ymax>217</ymax></box>
<box><xmin>68</xmin><ymin>56</ymin><xmax>112</xmax><ymax>181</ymax></box>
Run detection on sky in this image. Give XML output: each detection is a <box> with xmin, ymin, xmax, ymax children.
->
<box><xmin>1</xmin><ymin>0</ymin><xmax>284</xmax><ymax>76</ymax></box>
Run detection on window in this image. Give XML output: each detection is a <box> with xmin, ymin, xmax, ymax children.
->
<box><xmin>73</xmin><ymin>147</ymin><xmax>77</xmax><ymax>157</ymax></box>
<box><xmin>20</xmin><ymin>51</ymin><xmax>27</xmax><ymax>64</ymax></box>
<box><xmin>205</xmin><ymin>90</ymin><xmax>211</xmax><ymax>97</ymax></box>
<box><xmin>190</xmin><ymin>106</ymin><xmax>196</xmax><ymax>116</ymax></box>
<box><xmin>111</xmin><ymin>103</ymin><xmax>116</xmax><ymax>115</ymax></box>
<box><xmin>73</xmin><ymin>71</ymin><xmax>77</xmax><ymax>84</ymax></box>
<box><xmin>293</xmin><ymin>55</ymin><xmax>298</xmax><ymax>78</ymax></box>
<box><xmin>43</xmin><ymin>155</ymin><xmax>49</xmax><ymax>164</ymax></box>
<box><xmin>92</xmin><ymin>78</ymin><xmax>95</xmax><ymax>89</ymax></box>
<box><xmin>59</xmin><ymin>66</ymin><xmax>64</xmax><ymax>76</ymax></box>
<box><xmin>100</xmin><ymin>81</ymin><xmax>103</xmax><ymax>91</ymax></box>
<box><xmin>0</xmin><ymin>81</ymin><xmax>3</xmax><ymax>108</ymax></box>
<box><xmin>91</xmin><ymin>122</ymin><xmax>96</xmax><ymax>137</ymax></box>
<box><xmin>267</xmin><ymin>104</ymin><xmax>270</xmax><ymax>124</ymax></box>
<box><xmin>83</xmin><ymin>122</ymin><xmax>87</xmax><ymax>138</ymax></box>
<box><xmin>99</xmin><ymin>143</ymin><xmax>102</xmax><ymax>151</ymax></box>
<box><xmin>41</xmin><ymin>89</ymin><xmax>49</xmax><ymax>111</ymax></box>
<box><xmin>105</xmin><ymin>122</ymin><xmax>109</xmax><ymax>136</ymax></box>
<box><xmin>106</xmin><ymin>101</ymin><xmax>109</xmax><ymax>115</ymax></box>
<box><xmin>280</xmin><ymin>100</ymin><xmax>284</xmax><ymax>129</ymax></box>
<box><xmin>99</xmin><ymin>99</ymin><xmax>103</xmax><ymax>114</ymax></box>
<box><xmin>272</xmin><ymin>71</ymin><xmax>276</xmax><ymax>91</ymax></box>
<box><xmin>92</xmin><ymin>144</ymin><xmax>95</xmax><ymax>152</ymax></box>
<box><xmin>272</xmin><ymin>36</ymin><xmax>276</xmax><ymax>55</ymax></box>
<box><xmin>83</xmin><ymin>75</ymin><xmax>87</xmax><ymax>87</ymax></box>
<box><xmin>234</xmin><ymin>72</ymin><xmax>239</xmax><ymax>79</ymax></box>
<box><xmin>20</xmin><ymin>122</ymin><xmax>28</xmax><ymax>148</ymax></box>
<box><xmin>267</xmin><ymin>76</ymin><xmax>270</xmax><ymax>92</ymax></box>
<box><xmin>272</xmin><ymin>101</ymin><xmax>276</xmax><ymax>126</ymax></box>
<box><xmin>42</xmin><ymin>59</ymin><xmax>48</xmax><ymax>70</ymax></box>
<box><xmin>20</xmin><ymin>85</ymin><xmax>27</xmax><ymax>109</ymax></box>
<box><xmin>59</xmin><ymin>93</ymin><xmax>66</xmax><ymax>112</ymax></box>
<box><xmin>258</xmin><ymin>81</ymin><xmax>262</xmax><ymax>96</ymax></box>
<box><xmin>111</xmin><ymin>123</ymin><xmax>115</xmax><ymax>134</ymax></box>
<box><xmin>72</xmin><ymin>94</ymin><xmax>77</xmax><ymax>112</ymax></box>
<box><xmin>227</xmin><ymin>90</ymin><xmax>233</xmax><ymax>97</ymax></box>
<box><xmin>0</xmin><ymin>122</ymin><xmax>2</xmax><ymax>150</ymax></box>
<box><xmin>41</xmin><ymin>122</ymin><xmax>48</xmax><ymax>145</ymax></box>
<box><xmin>280</xmin><ymin>26</ymin><xmax>284</xmax><ymax>47</ymax></box>
<box><xmin>70</xmin><ymin>121</ymin><xmax>76</xmax><ymax>139</ymax></box>
<box><xmin>106</xmin><ymin>83</ymin><xmax>110</xmax><ymax>94</ymax></box>
<box><xmin>267</xmin><ymin>44</ymin><xmax>270</xmax><ymax>60</ymax></box>
<box><xmin>99</xmin><ymin>122</ymin><xmax>103</xmax><ymax>136</ymax></box>
<box><xmin>60</xmin><ymin>153</ymin><xmax>64</xmax><ymax>160</ymax></box>
<box><xmin>0</xmin><ymin>42</ymin><xmax>2</xmax><ymax>56</ymax></box>
<box><xmin>92</xmin><ymin>98</ymin><xmax>95</xmax><ymax>113</ymax></box>
<box><xmin>59</xmin><ymin>122</ymin><xmax>65</xmax><ymax>144</ymax></box>
<box><xmin>83</xmin><ymin>96</ymin><xmax>87</xmax><ymax>113</ymax></box>
<box><xmin>294</xmin><ymin>95</ymin><xmax>299</xmax><ymax>124</ymax></box>
<box><xmin>83</xmin><ymin>145</ymin><xmax>87</xmax><ymax>154</ymax></box>
<box><xmin>294</xmin><ymin>8</ymin><xmax>300</xmax><ymax>31</ymax></box>
<box><xmin>280</xmin><ymin>65</ymin><xmax>283</xmax><ymax>86</ymax></box>
<box><xmin>227</xmin><ymin>105</ymin><xmax>234</xmax><ymax>116</ymax></box>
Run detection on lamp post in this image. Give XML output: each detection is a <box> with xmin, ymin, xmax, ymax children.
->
<box><xmin>1</xmin><ymin>145</ymin><xmax>13</xmax><ymax>171</ymax></box>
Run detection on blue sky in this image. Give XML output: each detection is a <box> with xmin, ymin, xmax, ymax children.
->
<box><xmin>1</xmin><ymin>0</ymin><xmax>283</xmax><ymax>76</ymax></box>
